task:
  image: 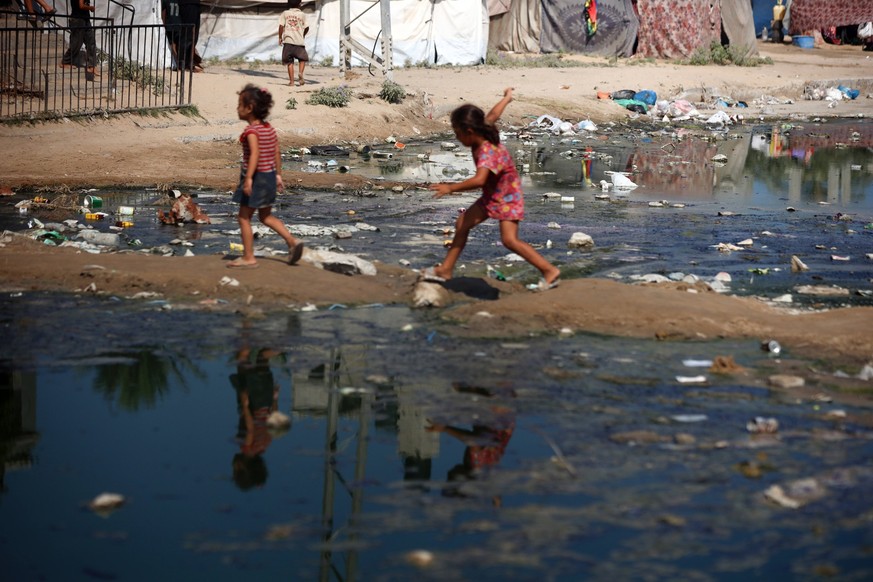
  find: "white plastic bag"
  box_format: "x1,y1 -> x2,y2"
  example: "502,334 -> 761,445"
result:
859,22 -> 873,39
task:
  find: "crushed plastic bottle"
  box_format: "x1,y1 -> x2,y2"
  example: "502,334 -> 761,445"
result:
486,265 -> 507,281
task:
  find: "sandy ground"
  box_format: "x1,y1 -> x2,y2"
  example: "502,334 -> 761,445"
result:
1,42 -> 872,367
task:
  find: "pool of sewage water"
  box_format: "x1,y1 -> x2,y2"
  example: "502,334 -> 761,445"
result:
2,122 -> 873,579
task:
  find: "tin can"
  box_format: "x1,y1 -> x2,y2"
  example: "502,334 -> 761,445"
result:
118,205 -> 134,216
84,195 -> 103,208
761,340 -> 781,355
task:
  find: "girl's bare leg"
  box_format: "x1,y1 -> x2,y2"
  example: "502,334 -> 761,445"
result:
431,203 -> 488,280
259,207 -> 299,249
287,63 -> 295,86
499,220 -> 560,284
298,61 -> 306,85
229,206 -> 258,266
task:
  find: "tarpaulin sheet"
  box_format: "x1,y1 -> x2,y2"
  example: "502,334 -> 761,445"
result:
787,0 -> 873,35
636,0 -> 721,59
489,0 -> 541,52
540,0 -> 639,56
720,0 -> 758,55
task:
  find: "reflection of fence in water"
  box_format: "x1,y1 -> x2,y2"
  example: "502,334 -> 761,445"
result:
0,11 -> 193,119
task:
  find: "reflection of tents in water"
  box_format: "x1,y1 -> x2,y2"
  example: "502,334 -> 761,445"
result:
626,135 -> 752,198
627,141 -> 719,197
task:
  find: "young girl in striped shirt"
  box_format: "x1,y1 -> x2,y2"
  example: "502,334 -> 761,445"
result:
228,84 -> 304,268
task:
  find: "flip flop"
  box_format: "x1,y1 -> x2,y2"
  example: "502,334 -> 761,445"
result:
226,260 -> 259,269
532,277 -> 560,292
288,242 -> 304,265
420,266 -> 447,283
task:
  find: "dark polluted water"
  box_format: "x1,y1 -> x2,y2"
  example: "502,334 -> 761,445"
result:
2,121 -> 873,580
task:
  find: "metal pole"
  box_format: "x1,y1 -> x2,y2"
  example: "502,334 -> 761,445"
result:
379,0 -> 392,80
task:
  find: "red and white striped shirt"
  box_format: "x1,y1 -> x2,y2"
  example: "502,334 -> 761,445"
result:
240,122 -> 278,173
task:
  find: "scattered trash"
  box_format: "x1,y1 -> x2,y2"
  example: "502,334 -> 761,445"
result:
790,255 -> 809,272
158,192 -> 210,225
747,416 -> 779,434
764,478 -> 826,509
83,195 -> 103,208
219,276 -> 240,287
266,410 -> 291,429
406,550 -> 435,568
89,492 -> 125,515
676,375 -> 707,384
768,374 -> 805,389
761,340 -> 781,354
606,171 -> 637,190
567,232 -> 594,248
671,414 -> 707,423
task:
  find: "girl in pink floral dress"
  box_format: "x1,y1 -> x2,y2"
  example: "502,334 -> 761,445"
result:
426,88 -> 560,290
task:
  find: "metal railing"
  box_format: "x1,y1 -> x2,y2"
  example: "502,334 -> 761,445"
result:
1,10 -> 194,120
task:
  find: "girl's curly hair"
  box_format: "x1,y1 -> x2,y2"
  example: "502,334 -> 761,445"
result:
238,84 -> 274,121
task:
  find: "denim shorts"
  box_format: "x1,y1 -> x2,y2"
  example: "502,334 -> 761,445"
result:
232,170 -> 277,209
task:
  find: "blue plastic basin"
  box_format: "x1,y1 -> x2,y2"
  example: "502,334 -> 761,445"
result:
793,35 -> 814,48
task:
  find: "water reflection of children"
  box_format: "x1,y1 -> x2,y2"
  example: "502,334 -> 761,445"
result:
427,384 -> 516,504
231,348 -> 281,491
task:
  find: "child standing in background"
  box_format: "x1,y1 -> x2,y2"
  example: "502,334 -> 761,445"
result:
279,0 -> 309,86
229,84 -> 304,269
426,88 -> 561,291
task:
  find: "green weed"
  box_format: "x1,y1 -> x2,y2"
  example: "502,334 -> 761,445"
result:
379,80 -> 405,104
305,86 -> 352,108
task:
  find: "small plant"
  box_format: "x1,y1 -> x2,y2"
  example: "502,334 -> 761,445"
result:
683,42 -> 772,67
319,56 -> 335,67
379,80 -> 405,104
306,86 -> 352,108
112,57 -> 166,95
285,97 -> 297,110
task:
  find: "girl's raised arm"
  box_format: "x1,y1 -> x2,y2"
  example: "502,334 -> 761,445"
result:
485,87 -> 514,125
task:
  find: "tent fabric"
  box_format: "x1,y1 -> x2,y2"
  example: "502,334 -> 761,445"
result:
540,0 -> 638,56
487,0 -> 512,17
199,0 -> 488,66
787,0 -> 873,35
720,0 -> 758,55
488,0 -> 541,52
636,0 -> 722,59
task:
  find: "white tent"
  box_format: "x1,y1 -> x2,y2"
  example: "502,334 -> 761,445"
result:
103,0 -> 490,67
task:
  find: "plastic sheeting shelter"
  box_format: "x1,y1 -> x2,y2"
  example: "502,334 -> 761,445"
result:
489,0 -> 757,58
198,0 -> 489,66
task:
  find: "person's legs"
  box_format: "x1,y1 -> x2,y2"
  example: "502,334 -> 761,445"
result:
62,18 -> 86,66
499,220 -> 560,284
287,61 -> 295,86
430,203 -> 488,280
298,59 -> 306,85
258,207 -> 298,248
229,206 -> 258,266
84,25 -> 98,76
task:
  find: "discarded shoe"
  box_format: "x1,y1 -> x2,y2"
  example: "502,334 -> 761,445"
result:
532,277 -> 560,292
420,266 -> 447,283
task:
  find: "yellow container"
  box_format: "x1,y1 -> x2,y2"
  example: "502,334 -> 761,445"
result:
85,212 -> 104,220
116,220 -> 134,228
229,242 -> 244,252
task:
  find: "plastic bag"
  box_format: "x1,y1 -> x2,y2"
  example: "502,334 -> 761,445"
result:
859,22 -> 873,39
633,90 -> 657,106
610,89 -> 637,101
